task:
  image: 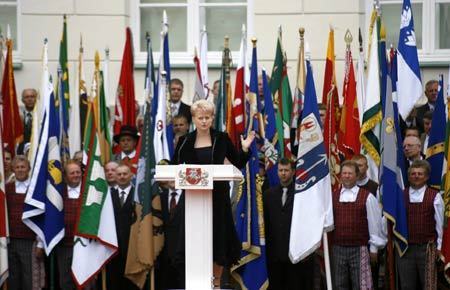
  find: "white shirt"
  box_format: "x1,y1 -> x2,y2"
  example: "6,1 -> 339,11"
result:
423,135 -> 429,154
117,184 -> 132,203
168,189 -> 182,206
408,186 -> 444,250
120,150 -> 136,160
67,184 -> 81,199
339,185 -> 387,253
15,179 -> 30,194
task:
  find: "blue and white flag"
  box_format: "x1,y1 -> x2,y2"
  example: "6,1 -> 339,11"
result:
381,62 -> 408,255
158,10 -> 174,158
426,75 -> 446,189
232,42 -> 269,290
290,60 -> 333,263
153,20 -> 171,163
22,40 -> 65,255
397,0 -> 422,119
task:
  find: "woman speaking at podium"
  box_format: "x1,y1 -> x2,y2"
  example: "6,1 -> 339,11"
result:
172,99 -> 255,286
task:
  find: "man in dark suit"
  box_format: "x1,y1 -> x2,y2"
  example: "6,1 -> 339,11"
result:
18,88 -> 37,154
415,79 -> 438,133
157,180 -> 185,290
169,78 -> 191,123
263,158 -> 315,289
107,164 -> 139,290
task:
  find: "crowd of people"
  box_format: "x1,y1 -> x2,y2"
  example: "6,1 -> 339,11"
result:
4,74 -> 447,290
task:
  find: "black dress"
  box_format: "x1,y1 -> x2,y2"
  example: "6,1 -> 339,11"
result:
172,129 -> 249,266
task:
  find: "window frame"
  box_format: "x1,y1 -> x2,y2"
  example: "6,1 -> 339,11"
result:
0,0 -> 21,64
379,0 -> 450,64
130,0 -> 253,67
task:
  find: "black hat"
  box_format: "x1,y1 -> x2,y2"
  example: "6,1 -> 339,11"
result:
113,125 -> 140,143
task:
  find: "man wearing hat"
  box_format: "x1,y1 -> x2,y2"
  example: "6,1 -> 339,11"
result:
114,125 -> 140,165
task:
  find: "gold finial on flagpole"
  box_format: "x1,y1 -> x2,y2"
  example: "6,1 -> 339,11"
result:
345,29 -> 353,49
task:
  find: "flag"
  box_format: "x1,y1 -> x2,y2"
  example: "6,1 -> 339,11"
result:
22,40 -> 64,255
68,36 -> 83,157
125,62 -> 164,286
215,39 -> 232,132
72,101 -> 118,287
322,28 -> 341,191
224,60 -> 236,147
232,25 -> 248,149
58,15 -> 71,164
290,59 -> 333,262
57,65 -> 71,166
113,28 -> 136,152
0,30 -> 6,118
154,44 -> 170,163
59,15 -> 70,108
338,31 -> 360,159
192,49 -> 206,103
1,38 -> 23,155
397,0 -> 422,119
91,52 -> 113,165
199,28 -> 209,98
381,59 -> 408,255
360,11 -> 382,180
291,29 -> 306,149
158,11 -> 174,158
441,75 -> 450,282
262,68 -> 280,187
356,29 -> 366,125
389,48 -> 409,195
270,26 -> 293,159
0,114 -> 8,286
231,40 -> 269,290
425,75 -> 446,189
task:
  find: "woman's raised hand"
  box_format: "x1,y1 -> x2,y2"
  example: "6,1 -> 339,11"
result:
241,131 -> 256,152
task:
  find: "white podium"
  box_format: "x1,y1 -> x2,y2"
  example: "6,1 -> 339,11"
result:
155,164 -> 243,290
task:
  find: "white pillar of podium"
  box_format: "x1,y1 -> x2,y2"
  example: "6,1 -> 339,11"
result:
155,164 -> 243,290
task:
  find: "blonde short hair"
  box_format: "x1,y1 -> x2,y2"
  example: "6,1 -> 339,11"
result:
191,99 -> 215,117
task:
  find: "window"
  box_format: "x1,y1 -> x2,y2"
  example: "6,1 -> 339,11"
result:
0,0 -> 19,51
379,0 -> 450,63
131,0 -> 251,66
435,2 -> 450,49
380,2 -> 423,49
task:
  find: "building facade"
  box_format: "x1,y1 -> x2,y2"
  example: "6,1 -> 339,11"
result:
1,0 -> 449,107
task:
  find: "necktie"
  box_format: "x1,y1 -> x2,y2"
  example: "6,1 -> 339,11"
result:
170,103 -> 177,117
120,191 -> 126,206
26,112 -> 32,126
170,191 -> 177,215
281,187 -> 288,206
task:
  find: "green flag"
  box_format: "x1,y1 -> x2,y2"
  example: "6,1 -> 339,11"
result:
72,101 -> 118,286
270,27 -> 292,159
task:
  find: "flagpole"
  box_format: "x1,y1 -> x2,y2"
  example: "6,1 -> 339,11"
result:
387,221 -> 395,290
322,232 -> 333,290
102,267 -> 106,290
150,268 -> 154,290
50,252 -> 55,290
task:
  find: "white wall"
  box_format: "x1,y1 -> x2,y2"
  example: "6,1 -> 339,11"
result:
13,0 -> 449,109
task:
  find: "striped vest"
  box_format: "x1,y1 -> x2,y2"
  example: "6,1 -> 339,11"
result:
6,183 -> 35,239
404,187 -> 438,244
332,187 -> 370,246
